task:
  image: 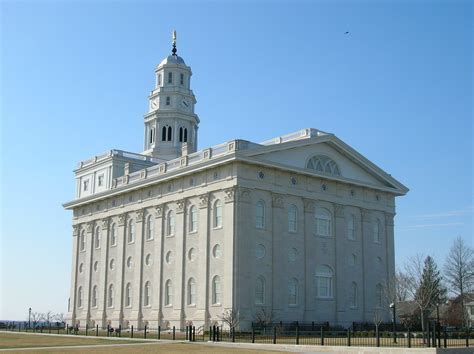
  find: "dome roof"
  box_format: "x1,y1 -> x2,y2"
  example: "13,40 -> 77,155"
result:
159,55 -> 186,66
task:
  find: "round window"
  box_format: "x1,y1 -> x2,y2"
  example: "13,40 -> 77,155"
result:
188,248 -> 196,262
213,244 -> 222,258
256,244 -> 266,259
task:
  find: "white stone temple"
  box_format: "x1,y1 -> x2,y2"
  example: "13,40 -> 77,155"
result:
64,32 -> 408,331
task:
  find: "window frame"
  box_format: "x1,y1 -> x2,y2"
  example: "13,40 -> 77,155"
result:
212,276 -> 221,305
288,278 -> 298,306
127,219 -> 135,243
315,208 -> 332,237
255,276 -> 265,305
255,200 -> 265,229
144,281 -> 151,307
165,280 -> 173,306
189,205 -> 198,233
315,265 -> 334,299
347,214 -> 356,240
166,210 -> 175,236
288,204 -> 298,233
213,200 -> 223,229
187,278 -> 196,306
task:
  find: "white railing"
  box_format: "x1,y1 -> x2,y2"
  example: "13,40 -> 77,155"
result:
260,128 -> 324,146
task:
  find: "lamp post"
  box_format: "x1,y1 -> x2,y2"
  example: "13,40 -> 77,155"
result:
390,302 -> 397,343
28,308 -> 31,328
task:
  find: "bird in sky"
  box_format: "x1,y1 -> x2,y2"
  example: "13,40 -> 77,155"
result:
344,31 -> 349,34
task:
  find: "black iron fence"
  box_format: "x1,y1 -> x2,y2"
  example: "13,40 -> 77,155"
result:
3,320 -> 473,348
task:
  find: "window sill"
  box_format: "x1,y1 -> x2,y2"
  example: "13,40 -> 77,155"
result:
211,303 -> 222,307
212,226 -> 223,231
187,304 -> 196,308
288,304 -> 298,307
164,305 -> 173,308
288,230 -> 298,234
145,238 -> 154,242
166,234 -> 175,238
128,241 -> 135,245
188,231 -> 198,235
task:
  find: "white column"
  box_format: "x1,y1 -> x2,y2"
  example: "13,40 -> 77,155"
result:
66,225 -> 80,326
361,208 -> 371,321
173,199 -> 186,329
303,199 -> 315,320
98,218 -> 110,327
131,209 -> 145,328
83,221 -> 95,326
152,205 -> 164,326
334,204 -> 345,325
271,193 -> 283,316
112,213 -> 127,326
195,193 -> 210,326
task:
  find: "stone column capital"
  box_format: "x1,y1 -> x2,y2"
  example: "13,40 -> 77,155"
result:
385,212 -> 395,226
198,193 -> 209,209
72,225 -> 80,237
334,204 -> 345,218
237,187 -> 251,203
176,199 -> 186,214
155,205 -> 164,218
361,208 -> 372,222
224,187 -> 236,203
118,213 -> 127,226
101,218 -> 109,230
271,193 -> 284,209
303,198 -> 315,213
86,221 -> 94,233
136,209 -> 145,223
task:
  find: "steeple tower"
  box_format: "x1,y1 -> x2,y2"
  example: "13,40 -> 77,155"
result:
143,31 -> 199,160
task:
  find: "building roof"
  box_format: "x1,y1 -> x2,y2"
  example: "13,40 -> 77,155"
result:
159,55 -> 186,66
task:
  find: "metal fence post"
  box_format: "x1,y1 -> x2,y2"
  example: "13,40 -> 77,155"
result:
144,325 -> 147,339
212,325 -> 216,342
86,324 -> 88,336
466,327 -> 469,347
437,322 -> 441,348
107,325 -> 110,337
131,325 -> 134,338
172,326 -> 175,340
432,322 -> 436,348
376,327 -> 380,347
185,326 -> 188,340
273,326 -> 276,344
252,326 -> 255,343
443,326 -> 447,348
96,324 -> 98,336
296,322 -> 299,345
192,326 -> 196,342
408,328 -> 411,348
347,328 -> 351,346
232,327 -> 235,342
158,325 -> 161,340
427,323 -> 431,347
119,324 -> 121,337
49,324 -> 51,334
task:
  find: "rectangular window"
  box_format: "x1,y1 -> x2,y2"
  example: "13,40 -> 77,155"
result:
180,73 -> 184,85
166,96 -> 170,105
98,175 -> 104,187
316,218 -> 330,236
158,74 -> 162,86
316,276 -> 332,298
83,180 -> 89,191
168,72 -> 173,84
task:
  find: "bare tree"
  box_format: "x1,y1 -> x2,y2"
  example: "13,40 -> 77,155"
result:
218,308 -> 240,330
444,236 -> 474,327
395,270 -> 410,302
54,313 -> 65,326
43,311 -> 54,326
373,308 -> 384,333
254,308 -> 275,329
30,312 -> 44,328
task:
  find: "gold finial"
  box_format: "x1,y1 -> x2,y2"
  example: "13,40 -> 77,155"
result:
172,30 -> 177,56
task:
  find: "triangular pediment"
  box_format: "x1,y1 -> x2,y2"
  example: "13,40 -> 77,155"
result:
241,135 -> 408,195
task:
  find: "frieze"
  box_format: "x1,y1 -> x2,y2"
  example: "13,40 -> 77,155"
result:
271,193 -> 284,208
136,209 -> 145,222
303,198 -> 315,213
385,212 -> 395,226
334,204 -> 345,218
155,205 -> 164,218
176,199 -> 186,213
224,187 -> 236,203
86,221 -> 94,233
118,213 -> 127,226
101,218 -> 109,230
361,208 -> 372,222
198,194 -> 209,209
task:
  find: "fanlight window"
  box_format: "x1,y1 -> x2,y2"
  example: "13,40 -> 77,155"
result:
306,155 -> 341,176
165,280 -> 173,306
212,276 -> 221,304
255,276 -> 265,305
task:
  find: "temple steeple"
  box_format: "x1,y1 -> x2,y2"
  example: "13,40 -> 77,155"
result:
142,32 -> 199,160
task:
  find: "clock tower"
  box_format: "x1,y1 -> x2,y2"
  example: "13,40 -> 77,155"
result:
142,31 -> 199,160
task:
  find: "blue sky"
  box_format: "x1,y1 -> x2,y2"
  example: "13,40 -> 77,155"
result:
1,0 -> 472,320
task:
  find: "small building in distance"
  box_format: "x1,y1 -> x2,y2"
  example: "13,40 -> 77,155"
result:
63,33 -> 408,330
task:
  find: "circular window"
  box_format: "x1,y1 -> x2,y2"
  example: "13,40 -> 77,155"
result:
256,244 -> 266,259
109,259 -> 115,270
93,261 -> 98,272
213,244 -> 222,258
145,254 -> 152,266
165,251 -> 173,264
288,248 -> 298,262
291,177 -> 297,185
258,171 -> 265,179
321,184 -> 327,191
188,248 -> 196,262
127,256 -> 132,268
79,263 -> 83,273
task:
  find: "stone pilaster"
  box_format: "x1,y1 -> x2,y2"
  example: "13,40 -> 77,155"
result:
98,218 -> 109,327
385,212 -> 396,290
174,199 -> 186,329
66,224 -> 80,326
195,194 -> 210,327
111,213 -> 126,326
153,205 -> 164,326
333,203 -> 345,323
360,208 -> 372,321
303,198 -> 315,320
130,209 -> 145,328
271,193 -> 284,317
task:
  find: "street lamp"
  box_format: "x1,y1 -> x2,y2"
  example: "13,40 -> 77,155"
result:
28,308 -> 31,328
389,302 -> 397,343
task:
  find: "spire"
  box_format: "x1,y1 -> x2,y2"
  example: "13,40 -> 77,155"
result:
172,30 -> 177,56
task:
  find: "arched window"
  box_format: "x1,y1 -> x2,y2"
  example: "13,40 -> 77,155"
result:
256,200 -> 265,229
149,128 -> 154,144
306,155 -> 341,176
373,218 -> 381,243
189,206 -> 197,232
108,284 -> 114,307
315,208 -> 331,237
213,200 -> 222,228
168,72 -> 173,84
94,226 -> 101,249
255,276 -> 265,305
77,287 -> 83,308
288,278 -> 298,305
347,214 -> 356,240
162,126 -> 167,141
212,276 -> 221,304
376,284 -> 383,307
110,223 -> 117,246
125,283 -> 132,307
128,219 -> 135,243
146,215 -> 154,240
183,128 -> 187,142
144,281 -> 151,307
92,285 -> 98,308
179,127 -> 183,142
288,205 -> 298,232
315,265 -> 333,298
187,278 -> 196,305
350,282 -> 358,308
167,126 -> 172,141
166,211 -> 175,236
165,280 -> 173,306
79,230 -> 85,251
